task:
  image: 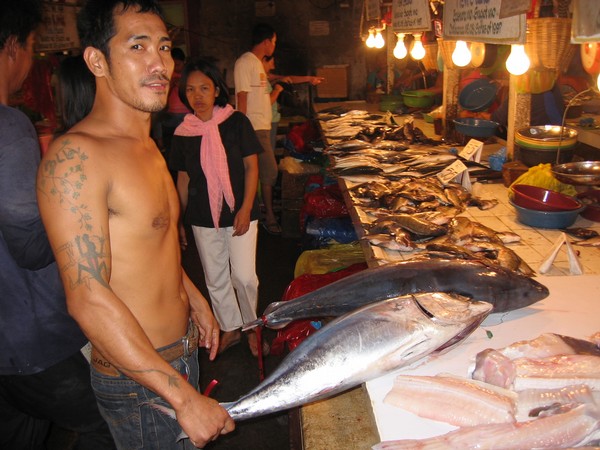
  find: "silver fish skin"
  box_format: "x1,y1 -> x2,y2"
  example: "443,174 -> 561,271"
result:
223,293 -> 492,421
243,258 -> 549,330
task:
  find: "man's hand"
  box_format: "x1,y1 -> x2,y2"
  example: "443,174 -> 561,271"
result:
177,390 -> 235,447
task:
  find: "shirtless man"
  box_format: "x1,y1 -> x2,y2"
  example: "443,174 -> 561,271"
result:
36,0 -> 234,448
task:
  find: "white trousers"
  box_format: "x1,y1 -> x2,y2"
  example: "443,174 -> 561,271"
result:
191,221 -> 259,332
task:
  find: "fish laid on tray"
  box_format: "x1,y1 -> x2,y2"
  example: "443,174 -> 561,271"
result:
224,292 -> 491,421
242,258 -> 549,331
377,332 -> 600,449
473,333 -> 600,391
374,403 -> 600,450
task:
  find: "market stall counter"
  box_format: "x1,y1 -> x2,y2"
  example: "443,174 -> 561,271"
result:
294,101 -> 600,449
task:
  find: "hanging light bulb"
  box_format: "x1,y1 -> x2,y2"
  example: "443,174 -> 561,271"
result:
393,33 -> 407,59
410,33 -> 426,60
505,44 -> 530,76
597,73 -> 600,91
374,29 -> 385,49
366,29 -> 376,48
452,40 -> 471,67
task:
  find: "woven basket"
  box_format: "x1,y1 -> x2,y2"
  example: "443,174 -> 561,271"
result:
422,43 -> 439,71
525,18 -> 574,71
438,38 -> 456,70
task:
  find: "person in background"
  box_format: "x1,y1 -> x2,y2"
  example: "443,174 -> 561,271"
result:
36,0 -> 234,448
0,1 -> 115,448
55,54 -> 95,134
262,54 -> 324,155
234,23 -> 281,235
491,82 -> 565,139
170,59 -> 267,357
161,48 -> 191,152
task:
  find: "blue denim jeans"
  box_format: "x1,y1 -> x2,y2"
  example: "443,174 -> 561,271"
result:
91,344 -> 199,450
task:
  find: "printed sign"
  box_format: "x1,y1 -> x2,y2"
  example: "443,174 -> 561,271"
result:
437,159 -> 468,185
391,0 -> 432,32
459,139 -> 483,162
366,0 -> 381,22
36,3 -> 80,53
442,0 -> 526,44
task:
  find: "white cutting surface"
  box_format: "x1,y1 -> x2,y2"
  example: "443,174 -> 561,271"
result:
365,274 -> 600,442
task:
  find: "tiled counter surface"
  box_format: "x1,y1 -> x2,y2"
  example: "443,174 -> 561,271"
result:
351,181 -> 600,276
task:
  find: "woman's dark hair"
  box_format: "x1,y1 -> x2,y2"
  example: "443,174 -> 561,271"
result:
178,59 -> 230,109
77,0 -> 164,61
56,55 -> 95,134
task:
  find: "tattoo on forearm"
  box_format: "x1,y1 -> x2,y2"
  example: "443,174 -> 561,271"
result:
93,356 -> 181,388
39,140 -> 110,290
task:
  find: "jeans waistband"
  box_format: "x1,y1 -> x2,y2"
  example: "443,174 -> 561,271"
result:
91,322 -> 199,377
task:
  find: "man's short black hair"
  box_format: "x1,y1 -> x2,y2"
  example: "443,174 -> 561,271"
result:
172,47 -> 186,62
251,23 -> 275,47
0,0 -> 43,50
77,0 -> 165,60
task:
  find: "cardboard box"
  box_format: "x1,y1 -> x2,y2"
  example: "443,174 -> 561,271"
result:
316,65 -> 349,99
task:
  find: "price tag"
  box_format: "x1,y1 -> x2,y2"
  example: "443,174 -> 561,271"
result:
459,139 -> 483,162
437,159 -> 468,185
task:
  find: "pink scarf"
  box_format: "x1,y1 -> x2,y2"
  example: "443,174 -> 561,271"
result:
175,105 -> 235,229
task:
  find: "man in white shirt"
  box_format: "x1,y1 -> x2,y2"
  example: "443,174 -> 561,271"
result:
234,23 -> 280,234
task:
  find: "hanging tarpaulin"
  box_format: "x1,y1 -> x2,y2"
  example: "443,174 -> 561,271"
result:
391,0 -> 432,32
36,2 -> 80,53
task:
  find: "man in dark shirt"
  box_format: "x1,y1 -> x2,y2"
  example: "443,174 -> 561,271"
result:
0,1 -> 115,448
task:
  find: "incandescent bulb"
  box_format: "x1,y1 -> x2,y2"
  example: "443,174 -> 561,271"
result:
394,34 -> 407,59
506,44 -> 530,76
452,40 -> 471,67
366,29 -> 376,48
410,34 -> 426,60
597,73 -> 600,91
374,30 -> 385,49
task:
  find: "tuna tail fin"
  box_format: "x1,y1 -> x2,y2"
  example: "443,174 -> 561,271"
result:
241,317 -> 263,331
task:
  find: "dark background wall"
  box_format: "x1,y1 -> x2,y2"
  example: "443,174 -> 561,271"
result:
170,0 -> 370,101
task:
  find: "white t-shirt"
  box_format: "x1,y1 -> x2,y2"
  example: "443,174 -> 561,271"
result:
234,52 -> 272,131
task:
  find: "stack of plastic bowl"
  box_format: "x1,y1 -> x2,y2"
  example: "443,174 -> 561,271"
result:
509,184 -> 584,228
515,125 -> 578,167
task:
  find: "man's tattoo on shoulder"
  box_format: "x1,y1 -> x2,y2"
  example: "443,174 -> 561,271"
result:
40,140 -> 110,290
38,140 -> 92,231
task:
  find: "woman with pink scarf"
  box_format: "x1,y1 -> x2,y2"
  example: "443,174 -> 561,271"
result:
170,59 -> 267,357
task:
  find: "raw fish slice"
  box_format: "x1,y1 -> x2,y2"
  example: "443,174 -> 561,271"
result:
373,403 -> 600,450
384,374 -> 517,427
512,354 -> 600,391
517,384 -> 600,421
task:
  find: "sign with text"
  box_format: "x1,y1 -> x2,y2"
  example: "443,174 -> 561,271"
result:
572,0 -> 600,43
442,0 -> 526,44
366,0 -> 381,22
437,159 -> 468,185
36,3 -> 80,53
391,0 -> 432,32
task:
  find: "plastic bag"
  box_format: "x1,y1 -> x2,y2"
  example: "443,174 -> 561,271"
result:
270,262 -> 368,355
293,242 -> 366,278
300,184 -> 349,230
305,217 -> 358,244
509,163 -> 577,197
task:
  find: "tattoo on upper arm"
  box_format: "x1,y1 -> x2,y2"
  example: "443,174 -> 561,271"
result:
39,140 -> 110,290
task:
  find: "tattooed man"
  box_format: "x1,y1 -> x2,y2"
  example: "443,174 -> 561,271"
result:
36,1 -> 234,448
0,0 -> 115,448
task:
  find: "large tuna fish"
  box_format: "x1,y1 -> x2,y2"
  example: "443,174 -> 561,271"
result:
224,292 -> 492,421
243,258 -> 548,331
